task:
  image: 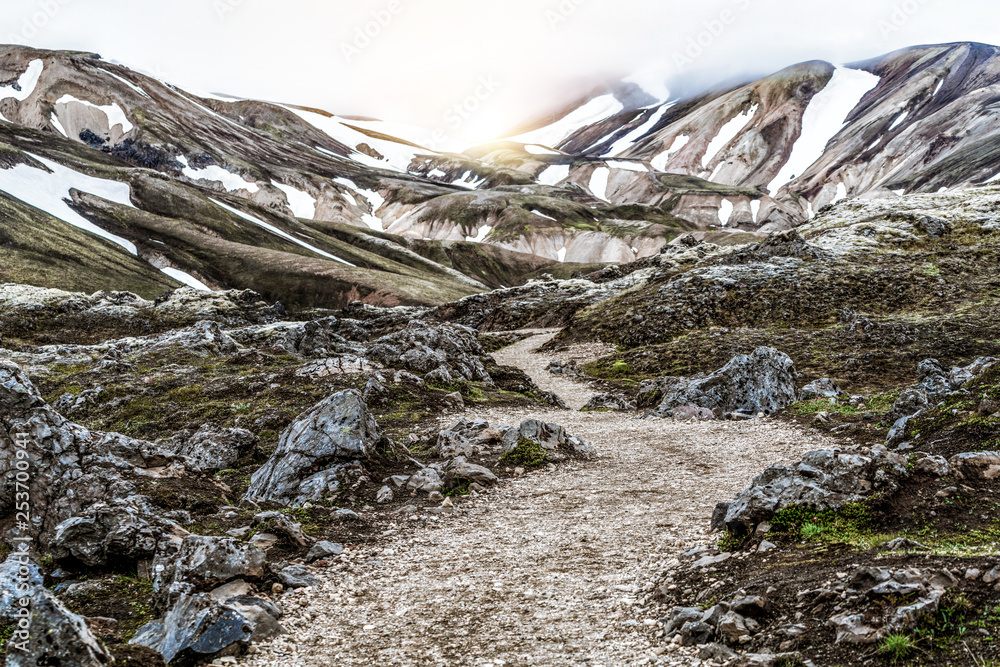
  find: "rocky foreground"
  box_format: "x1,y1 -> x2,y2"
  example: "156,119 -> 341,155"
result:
0,186 -> 998,666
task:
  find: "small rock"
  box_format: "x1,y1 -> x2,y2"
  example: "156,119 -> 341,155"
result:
376,486 -> 393,504
306,541 -> 345,562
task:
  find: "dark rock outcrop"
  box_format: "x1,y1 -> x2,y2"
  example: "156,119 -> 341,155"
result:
244,390 -> 381,506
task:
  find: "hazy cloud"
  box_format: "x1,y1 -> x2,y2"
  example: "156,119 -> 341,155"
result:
2,0 -> 998,141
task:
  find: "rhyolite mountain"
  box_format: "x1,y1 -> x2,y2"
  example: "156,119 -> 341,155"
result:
2,41 -> 1000,308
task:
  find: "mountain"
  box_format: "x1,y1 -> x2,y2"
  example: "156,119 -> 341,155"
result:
3,42 -> 1000,308
502,41 -> 1000,232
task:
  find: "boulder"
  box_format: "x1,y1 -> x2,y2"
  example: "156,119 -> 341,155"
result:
887,387 -> 928,423
915,215 -> 951,237
581,394 -> 636,412
443,458 -> 498,489
917,359 -> 952,402
640,347 -> 798,417
663,606 -> 703,634
670,405 -> 716,421
50,504 -> 168,568
717,610 -> 750,643
245,390 -> 381,505
153,536 -> 265,608
406,467 -> 444,494
0,361 -> 160,547
436,418 -> 492,458
251,512 -> 311,547
6,589 -> 112,667
913,455 -> 949,477
500,419 -> 596,459
131,593 -> 254,664
366,321 -> 493,384
307,541 -> 344,562
950,357 -> 998,389
949,452 -> 1000,480
152,425 -> 259,472
276,564 -> 321,589
801,378 -> 843,400
723,447 -> 908,534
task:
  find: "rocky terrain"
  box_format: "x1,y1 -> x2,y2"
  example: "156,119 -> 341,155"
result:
2,35 -> 1000,667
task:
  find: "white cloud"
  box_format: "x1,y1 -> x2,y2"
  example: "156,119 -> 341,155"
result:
1,0 -> 997,141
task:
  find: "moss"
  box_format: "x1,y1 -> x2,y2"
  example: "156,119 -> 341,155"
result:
499,438 -> 549,467
64,575 -> 155,642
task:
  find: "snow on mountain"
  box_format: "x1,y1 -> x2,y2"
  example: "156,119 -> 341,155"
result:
0,59 -> 43,103
510,94 -> 625,148
702,103 -> 759,169
179,155 -> 259,193
209,197 -> 354,265
0,153 -> 138,253
766,66 -> 880,194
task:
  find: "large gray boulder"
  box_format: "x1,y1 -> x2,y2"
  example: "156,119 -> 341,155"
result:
436,418 -> 492,458
638,347 -> 798,417
245,390 -> 380,506
132,593 -> 255,664
152,536 -> 266,610
151,424 -> 259,472
0,361 -> 159,547
6,588 -> 111,667
49,504 -> 168,568
366,320 -> 493,384
500,419 -> 596,460
723,446 -> 908,534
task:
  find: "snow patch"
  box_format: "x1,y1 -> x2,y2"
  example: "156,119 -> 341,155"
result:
932,79 -> 944,97
161,267 -> 211,291
604,104 -> 672,157
288,106 -> 432,172
99,68 -> 150,98
0,60 -> 44,102
209,197 -> 353,265
177,156 -> 259,194
888,110 -> 909,131
557,247 -> 567,263
50,113 -> 67,137
750,199 -> 761,223
537,165 -> 570,186
718,199 -> 734,226
428,168 -> 448,178
511,94 -> 624,148
767,66 -> 880,193
55,94 -> 134,133
531,209 -> 557,221
272,182 -> 316,219
0,153 -> 137,253
833,182 -> 848,203
465,225 -> 493,243
589,167 -> 610,202
334,177 -> 385,231
702,104 -> 758,169
452,172 -> 486,189
651,134 -> 689,171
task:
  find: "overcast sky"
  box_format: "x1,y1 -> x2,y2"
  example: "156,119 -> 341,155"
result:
3,0 -> 999,141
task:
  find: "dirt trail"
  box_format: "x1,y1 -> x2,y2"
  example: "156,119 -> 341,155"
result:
245,331 -> 835,667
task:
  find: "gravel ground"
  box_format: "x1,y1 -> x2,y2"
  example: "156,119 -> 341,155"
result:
242,331 -> 836,667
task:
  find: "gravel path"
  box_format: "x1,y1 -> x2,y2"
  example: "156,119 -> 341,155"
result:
244,331 -> 836,666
